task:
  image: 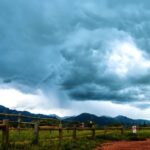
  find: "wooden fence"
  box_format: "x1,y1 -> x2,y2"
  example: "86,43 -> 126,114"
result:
0,113 -> 149,150
0,120 -> 97,149
0,113 -> 59,149
0,113 -> 98,149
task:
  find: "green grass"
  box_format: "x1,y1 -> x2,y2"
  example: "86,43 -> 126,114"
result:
4,138 -> 99,150
0,129 -> 150,149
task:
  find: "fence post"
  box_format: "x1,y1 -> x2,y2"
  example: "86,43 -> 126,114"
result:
121,127 -> 124,135
73,125 -> 76,140
17,113 -> 21,133
104,127 -> 107,135
59,123 -> 62,144
2,119 -> 9,150
92,125 -> 95,139
33,121 -> 39,144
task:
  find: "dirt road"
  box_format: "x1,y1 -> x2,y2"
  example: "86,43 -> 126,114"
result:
95,139 -> 150,150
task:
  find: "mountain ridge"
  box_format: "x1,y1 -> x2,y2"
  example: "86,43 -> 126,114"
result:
0,105 -> 150,126
63,113 -> 150,126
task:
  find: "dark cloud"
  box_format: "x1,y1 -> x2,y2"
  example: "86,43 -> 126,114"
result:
1,0 -> 150,107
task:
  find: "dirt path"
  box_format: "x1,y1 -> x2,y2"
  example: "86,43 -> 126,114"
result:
95,139 -> 150,150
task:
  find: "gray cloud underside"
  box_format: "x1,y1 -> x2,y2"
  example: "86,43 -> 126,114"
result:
1,0 -> 150,105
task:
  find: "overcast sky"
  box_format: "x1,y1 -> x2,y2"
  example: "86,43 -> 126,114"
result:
1,0 -> 150,119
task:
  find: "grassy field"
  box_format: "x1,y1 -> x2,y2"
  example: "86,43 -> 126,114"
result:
0,129 -> 150,149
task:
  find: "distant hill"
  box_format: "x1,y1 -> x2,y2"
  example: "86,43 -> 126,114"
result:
63,113 -> 150,126
0,105 -> 58,121
0,105 -> 150,126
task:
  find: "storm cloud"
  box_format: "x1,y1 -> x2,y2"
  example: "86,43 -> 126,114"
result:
1,0 -> 150,110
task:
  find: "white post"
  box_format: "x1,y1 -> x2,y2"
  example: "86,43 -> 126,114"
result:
132,126 -> 137,134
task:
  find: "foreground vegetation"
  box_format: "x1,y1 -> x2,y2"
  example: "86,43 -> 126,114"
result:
0,129 -> 150,149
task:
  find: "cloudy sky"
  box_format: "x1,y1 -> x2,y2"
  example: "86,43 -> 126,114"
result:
1,0 -> 150,119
